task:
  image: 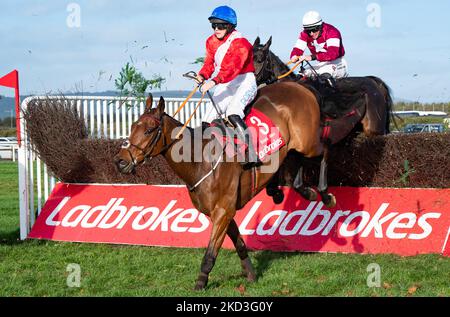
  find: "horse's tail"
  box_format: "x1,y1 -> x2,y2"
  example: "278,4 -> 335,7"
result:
367,76 -> 395,134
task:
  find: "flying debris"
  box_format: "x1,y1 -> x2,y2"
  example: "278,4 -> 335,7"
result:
163,31 -> 175,43
160,57 -> 172,64
97,70 -> 106,81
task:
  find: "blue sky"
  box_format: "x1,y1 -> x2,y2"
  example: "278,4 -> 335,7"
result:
1,0 -> 450,102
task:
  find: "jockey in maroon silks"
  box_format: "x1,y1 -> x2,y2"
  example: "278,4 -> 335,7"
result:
290,11 -> 348,79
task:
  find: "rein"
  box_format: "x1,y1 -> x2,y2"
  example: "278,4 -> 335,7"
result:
174,91 -> 207,139
256,48 -> 302,85
277,61 -> 303,79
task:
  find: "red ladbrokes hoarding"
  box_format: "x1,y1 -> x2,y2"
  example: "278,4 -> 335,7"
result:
28,184 -> 450,256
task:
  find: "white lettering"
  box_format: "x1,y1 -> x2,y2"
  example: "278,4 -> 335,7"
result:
116,205 -> 143,229
189,213 -> 210,233
366,263 -> 381,287
171,209 -> 197,232
386,213 -> 417,239
322,209 -> 351,235
340,211 -> 371,237
40,194 -> 442,243
408,213 -> 441,239
66,3 -> 81,28
299,202 -> 331,236
132,207 -> 160,230
45,196 -> 71,226
361,203 -> 398,238
279,202 -> 316,236
80,199 -> 116,228
239,201 -> 263,235
61,205 -> 91,227
366,3 -> 381,29
256,210 -> 287,235
98,199 -> 136,229
149,200 -> 182,231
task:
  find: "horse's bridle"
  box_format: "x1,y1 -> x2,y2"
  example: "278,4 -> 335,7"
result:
122,114 -> 171,166
255,47 -> 277,86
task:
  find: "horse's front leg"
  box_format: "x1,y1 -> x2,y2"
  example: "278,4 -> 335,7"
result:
226,219 -> 256,282
317,146 -> 336,208
195,207 -> 234,290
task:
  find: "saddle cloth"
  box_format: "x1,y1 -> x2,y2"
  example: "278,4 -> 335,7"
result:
210,108 -> 285,162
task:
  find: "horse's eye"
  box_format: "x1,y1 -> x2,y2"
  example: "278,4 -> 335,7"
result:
121,140 -> 130,149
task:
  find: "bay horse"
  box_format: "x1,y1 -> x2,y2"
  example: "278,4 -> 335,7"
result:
114,83 -> 333,290
253,37 -> 394,202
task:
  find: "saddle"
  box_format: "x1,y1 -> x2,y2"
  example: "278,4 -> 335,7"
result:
300,75 -> 368,145
204,108 -> 286,163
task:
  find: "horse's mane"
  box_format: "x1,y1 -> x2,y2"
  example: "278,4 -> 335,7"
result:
268,50 -> 291,76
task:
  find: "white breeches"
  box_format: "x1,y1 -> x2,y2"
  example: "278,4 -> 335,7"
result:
203,72 -> 257,123
304,57 -> 348,79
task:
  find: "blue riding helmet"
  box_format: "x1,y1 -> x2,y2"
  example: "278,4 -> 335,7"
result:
208,6 -> 237,26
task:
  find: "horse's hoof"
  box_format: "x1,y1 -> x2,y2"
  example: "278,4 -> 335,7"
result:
241,270 -> 256,282
272,190 -> 284,204
247,273 -> 257,283
241,258 -> 257,282
324,194 -> 336,208
194,282 -> 206,291
296,187 -> 317,201
307,189 -> 318,201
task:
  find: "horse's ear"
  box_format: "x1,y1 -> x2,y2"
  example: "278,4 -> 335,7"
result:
263,36 -> 272,51
253,36 -> 261,47
155,96 -> 165,116
145,93 -> 153,111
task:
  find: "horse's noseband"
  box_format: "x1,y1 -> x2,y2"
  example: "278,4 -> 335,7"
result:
126,114 -> 164,166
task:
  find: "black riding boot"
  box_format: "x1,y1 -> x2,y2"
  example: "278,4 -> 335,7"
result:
319,73 -> 337,90
228,115 -> 262,168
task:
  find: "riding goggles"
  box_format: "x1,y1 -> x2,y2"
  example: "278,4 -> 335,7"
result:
304,26 -> 321,34
211,23 -> 229,30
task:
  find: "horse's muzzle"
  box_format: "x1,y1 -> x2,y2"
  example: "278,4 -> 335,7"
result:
114,155 -> 134,174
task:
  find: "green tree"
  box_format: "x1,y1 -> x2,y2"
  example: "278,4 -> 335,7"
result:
191,57 -> 205,65
115,62 -> 165,107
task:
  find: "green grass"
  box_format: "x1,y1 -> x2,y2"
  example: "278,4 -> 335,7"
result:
0,161 -> 449,297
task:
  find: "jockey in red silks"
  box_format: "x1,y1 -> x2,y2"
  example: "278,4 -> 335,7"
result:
196,5 -> 260,166
290,11 -> 348,79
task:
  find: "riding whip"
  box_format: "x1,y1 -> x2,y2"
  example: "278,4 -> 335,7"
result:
182,71 -> 226,124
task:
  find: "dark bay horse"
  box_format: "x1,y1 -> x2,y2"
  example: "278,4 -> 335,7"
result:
114,83 -> 333,290
253,36 -> 394,137
253,37 -> 394,203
